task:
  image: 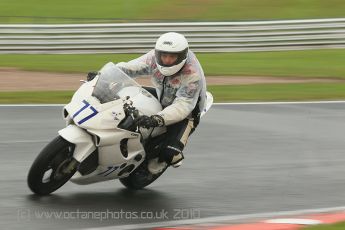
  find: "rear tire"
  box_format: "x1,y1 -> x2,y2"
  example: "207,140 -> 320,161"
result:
119,161 -> 167,190
27,136 -> 78,195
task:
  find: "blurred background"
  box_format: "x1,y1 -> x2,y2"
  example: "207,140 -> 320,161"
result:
0,0 -> 345,103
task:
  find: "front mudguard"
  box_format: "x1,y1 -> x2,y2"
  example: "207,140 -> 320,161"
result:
58,125 -> 96,163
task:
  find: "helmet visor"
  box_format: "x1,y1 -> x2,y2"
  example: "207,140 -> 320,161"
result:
155,48 -> 188,67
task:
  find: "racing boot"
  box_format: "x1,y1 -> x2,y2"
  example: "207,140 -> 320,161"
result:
171,152 -> 184,168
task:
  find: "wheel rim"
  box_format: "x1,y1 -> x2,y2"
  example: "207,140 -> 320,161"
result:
133,163 -> 166,186
42,168 -> 53,183
39,145 -> 74,185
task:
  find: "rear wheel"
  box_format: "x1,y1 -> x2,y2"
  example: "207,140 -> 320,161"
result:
27,136 -> 78,195
119,161 -> 167,190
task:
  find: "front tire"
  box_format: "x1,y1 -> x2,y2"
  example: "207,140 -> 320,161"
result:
27,136 -> 78,195
119,161 -> 167,190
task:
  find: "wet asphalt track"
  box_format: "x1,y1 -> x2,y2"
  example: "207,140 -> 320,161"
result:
1,103 -> 345,229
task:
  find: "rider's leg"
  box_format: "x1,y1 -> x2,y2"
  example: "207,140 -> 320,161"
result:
159,117 -> 196,166
148,118 -> 195,174
159,102 -> 201,166
148,104 -> 201,174
147,117 -> 196,174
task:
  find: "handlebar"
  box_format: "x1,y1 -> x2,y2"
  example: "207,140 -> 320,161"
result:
123,96 -> 139,120
120,97 -> 155,144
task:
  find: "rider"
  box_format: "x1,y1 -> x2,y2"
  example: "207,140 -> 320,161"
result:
115,32 -> 207,174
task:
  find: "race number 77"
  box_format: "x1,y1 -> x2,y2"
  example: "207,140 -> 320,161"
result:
72,100 -> 98,125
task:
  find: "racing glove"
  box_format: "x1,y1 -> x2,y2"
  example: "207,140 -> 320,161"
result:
87,71 -> 98,81
137,115 -> 165,129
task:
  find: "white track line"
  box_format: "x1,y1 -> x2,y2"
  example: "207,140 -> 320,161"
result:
83,206 -> 345,230
1,101 -> 345,107
215,100 -> 345,105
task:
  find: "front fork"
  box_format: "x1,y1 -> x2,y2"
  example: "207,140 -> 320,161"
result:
62,159 -> 80,174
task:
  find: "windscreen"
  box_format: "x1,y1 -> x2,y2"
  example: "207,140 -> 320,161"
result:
92,62 -> 141,104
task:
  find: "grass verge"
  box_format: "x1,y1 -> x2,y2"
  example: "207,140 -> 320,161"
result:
304,222 -> 345,230
0,0 -> 344,23
2,83 -> 345,104
208,83 -> 345,102
1,49 -> 345,78
0,91 -> 73,104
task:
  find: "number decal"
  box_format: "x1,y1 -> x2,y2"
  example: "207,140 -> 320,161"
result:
73,100 -> 98,125
72,100 -> 89,119
97,166 -> 119,177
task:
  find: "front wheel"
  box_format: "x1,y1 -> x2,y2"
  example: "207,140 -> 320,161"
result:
27,136 -> 78,195
119,161 -> 167,190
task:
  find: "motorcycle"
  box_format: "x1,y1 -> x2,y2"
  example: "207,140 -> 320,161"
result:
27,62 -> 213,195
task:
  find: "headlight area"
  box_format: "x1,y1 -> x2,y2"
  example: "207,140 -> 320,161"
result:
93,135 -> 101,147
63,107 -> 74,125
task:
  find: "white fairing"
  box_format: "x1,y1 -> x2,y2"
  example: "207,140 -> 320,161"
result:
58,125 -> 96,163
60,62 -> 165,185
59,62 -> 213,185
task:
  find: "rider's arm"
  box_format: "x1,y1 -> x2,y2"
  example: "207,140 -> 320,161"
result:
157,74 -> 202,126
116,50 -> 155,78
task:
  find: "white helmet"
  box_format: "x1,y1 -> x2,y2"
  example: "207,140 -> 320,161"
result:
155,32 -> 189,76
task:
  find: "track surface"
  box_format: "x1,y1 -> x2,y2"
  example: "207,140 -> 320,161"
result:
1,103 -> 345,229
